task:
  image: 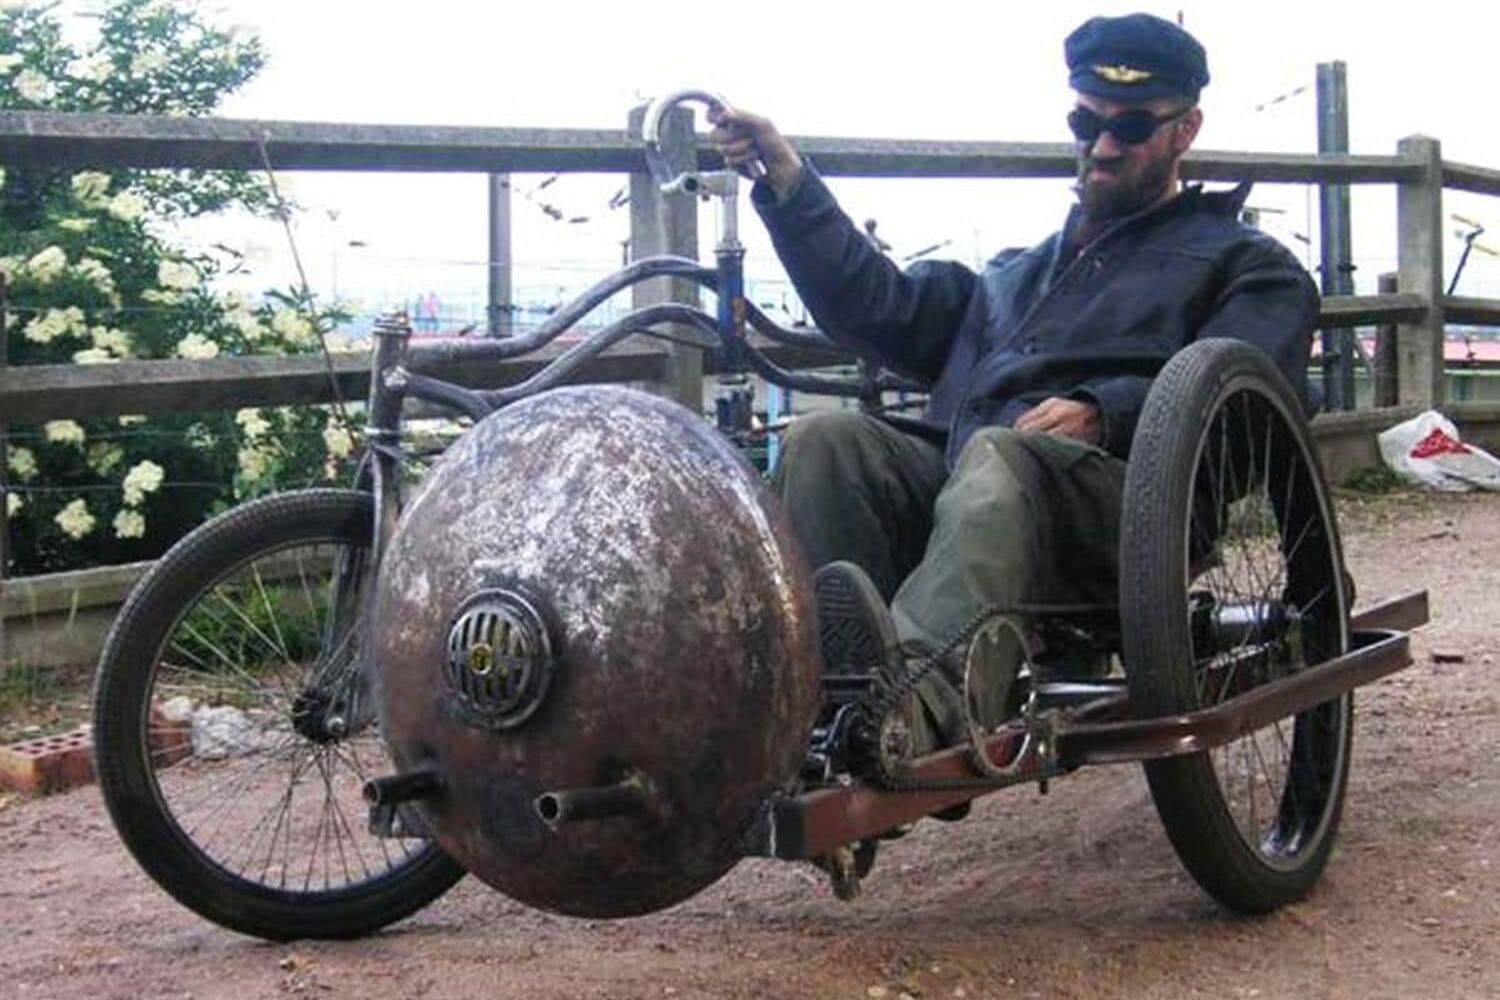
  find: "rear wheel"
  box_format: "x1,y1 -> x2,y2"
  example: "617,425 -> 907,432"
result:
93,489 -> 464,940
1120,339 -> 1352,913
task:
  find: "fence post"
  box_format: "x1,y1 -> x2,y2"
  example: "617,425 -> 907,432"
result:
1396,135 -> 1445,409
1374,272 -> 1400,407
487,173 -> 513,336
626,104 -> 702,411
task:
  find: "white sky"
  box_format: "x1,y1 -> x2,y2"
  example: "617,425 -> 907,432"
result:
153,0 -> 1500,318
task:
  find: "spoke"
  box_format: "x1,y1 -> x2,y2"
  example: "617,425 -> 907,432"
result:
250,563 -> 295,668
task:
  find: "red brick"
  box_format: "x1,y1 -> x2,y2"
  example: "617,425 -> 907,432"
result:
0,726 -> 95,794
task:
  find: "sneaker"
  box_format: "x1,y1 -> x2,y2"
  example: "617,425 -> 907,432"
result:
813,561 -> 901,678
813,561 -> 969,822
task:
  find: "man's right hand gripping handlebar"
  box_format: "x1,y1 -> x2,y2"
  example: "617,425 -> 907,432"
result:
708,105 -> 805,204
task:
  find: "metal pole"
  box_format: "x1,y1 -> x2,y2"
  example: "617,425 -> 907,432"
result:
487,173 -> 512,336
1316,61 -> 1356,411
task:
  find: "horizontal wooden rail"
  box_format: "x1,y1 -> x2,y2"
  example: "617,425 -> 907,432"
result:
1443,160 -> 1500,197
0,111 -> 1425,184
1317,293 -> 1428,326
1,289 -> 1496,423
1443,296 -> 1500,326
0,337 -> 847,422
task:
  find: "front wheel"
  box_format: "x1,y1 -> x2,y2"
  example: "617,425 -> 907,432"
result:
1120,339 -> 1352,913
92,489 -> 465,940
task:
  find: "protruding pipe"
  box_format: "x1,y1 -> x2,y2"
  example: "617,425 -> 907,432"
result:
363,769 -> 443,806
535,772 -> 652,827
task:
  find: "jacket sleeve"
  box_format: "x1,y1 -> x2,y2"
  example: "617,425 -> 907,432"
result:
752,166 -> 976,385
1073,236 -> 1320,459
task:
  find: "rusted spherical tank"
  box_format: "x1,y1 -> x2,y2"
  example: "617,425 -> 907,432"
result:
373,385 -> 820,917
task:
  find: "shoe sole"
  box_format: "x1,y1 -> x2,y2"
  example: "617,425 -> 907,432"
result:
813,561 -> 899,676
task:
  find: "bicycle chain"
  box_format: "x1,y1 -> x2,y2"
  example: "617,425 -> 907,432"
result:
860,605 -> 1053,793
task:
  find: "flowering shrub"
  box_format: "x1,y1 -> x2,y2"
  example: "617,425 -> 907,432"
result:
1,1 -> 359,574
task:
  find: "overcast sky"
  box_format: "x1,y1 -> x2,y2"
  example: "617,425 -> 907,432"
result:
161,0 -> 1500,317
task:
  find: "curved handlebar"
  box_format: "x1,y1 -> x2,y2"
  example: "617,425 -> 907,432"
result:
642,88 -> 765,190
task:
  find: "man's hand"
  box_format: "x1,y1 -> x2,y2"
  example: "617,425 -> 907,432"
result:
1014,397 -> 1103,445
708,105 -> 804,202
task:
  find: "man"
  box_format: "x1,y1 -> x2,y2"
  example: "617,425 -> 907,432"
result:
711,13 -> 1319,758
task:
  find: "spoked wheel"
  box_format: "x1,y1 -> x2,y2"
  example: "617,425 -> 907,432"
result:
1120,339 -> 1352,913
93,490 -> 464,940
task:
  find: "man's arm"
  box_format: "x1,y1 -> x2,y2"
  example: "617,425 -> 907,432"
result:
712,107 -> 977,384
1070,238 -> 1320,458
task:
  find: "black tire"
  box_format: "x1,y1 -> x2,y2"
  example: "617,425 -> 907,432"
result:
93,489 -> 464,940
1120,339 -> 1352,914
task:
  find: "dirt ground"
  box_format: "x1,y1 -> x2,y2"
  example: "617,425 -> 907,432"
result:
0,488 -> 1495,1000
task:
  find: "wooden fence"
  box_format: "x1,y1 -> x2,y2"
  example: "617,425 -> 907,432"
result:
1,108 -> 1499,668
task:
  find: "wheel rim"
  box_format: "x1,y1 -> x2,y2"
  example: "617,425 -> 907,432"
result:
1184,378 -> 1349,872
140,533 -> 433,897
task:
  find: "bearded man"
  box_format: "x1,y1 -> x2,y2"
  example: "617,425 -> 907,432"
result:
711,13 -> 1319,763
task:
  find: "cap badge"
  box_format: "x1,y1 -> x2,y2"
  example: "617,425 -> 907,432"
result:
1093,64 -> 1154,84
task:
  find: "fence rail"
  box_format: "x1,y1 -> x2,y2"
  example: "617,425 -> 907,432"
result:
0,110 -> 1432,183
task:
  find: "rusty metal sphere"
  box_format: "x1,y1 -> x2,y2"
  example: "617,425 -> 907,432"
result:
373,385 -> 819,917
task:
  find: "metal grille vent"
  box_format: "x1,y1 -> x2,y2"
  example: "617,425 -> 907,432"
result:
443,589 -> 554,730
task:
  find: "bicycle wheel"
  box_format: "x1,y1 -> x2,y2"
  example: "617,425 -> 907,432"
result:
93,489 -> 464,940
1120,339 -> 1352,913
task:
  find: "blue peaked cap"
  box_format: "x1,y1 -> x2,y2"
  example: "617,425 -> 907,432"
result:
1065,13 -> 1209,103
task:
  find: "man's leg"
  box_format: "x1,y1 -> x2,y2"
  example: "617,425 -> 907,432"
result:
772,410 -> 947,599
891,428 -> 1126,746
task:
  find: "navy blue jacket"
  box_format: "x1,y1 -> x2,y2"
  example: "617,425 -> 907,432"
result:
753,168 -> 1319,465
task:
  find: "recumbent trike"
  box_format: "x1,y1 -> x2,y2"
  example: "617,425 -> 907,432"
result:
91,91 -> 1429,940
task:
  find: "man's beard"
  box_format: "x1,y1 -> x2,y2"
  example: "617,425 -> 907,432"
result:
1074,150 -> 1176,222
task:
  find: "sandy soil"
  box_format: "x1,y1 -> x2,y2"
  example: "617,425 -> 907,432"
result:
0,489 -> 1495,1000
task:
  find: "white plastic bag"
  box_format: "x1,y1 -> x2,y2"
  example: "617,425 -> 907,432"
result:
1376,410 -> 1500,492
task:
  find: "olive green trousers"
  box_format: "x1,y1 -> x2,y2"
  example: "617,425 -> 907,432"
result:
773,411 -> 1126,746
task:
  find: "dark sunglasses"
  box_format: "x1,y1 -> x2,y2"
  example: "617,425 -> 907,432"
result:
1067,106 -> 1190,146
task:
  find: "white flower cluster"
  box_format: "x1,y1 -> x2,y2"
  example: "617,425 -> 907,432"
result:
23,306 -> 87,344
74,257 -> 117,299
323,419 -> 354,460
237,444 -> 276,482
24,245 -> 68,285
235,407 -> 271,439
45,419 -> 86,446
0,54 -> 23,75
107,191 -> 146,222
68,54 -> 112,85
122,460 -> 165,506
226,306 -> 264,342
14,68 -> 55,103
174,333 -> 220,360
87,442 -> 124,475
157,259 -> 199,291
71,171 -> 112,208
54,499 -> 95,540
113,509 -> 146,539
6,491 -> 21,518
8,447 -> 37,480
89,325 -> 132,358
269,308 -> 316,347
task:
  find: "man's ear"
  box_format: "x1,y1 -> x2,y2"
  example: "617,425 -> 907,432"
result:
1172,106 -> 1203,154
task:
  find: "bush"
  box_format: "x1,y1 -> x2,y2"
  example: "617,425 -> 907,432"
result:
1,1 -> 358,575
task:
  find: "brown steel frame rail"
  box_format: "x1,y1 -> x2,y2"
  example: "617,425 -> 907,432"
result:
751,590 -> 1429,862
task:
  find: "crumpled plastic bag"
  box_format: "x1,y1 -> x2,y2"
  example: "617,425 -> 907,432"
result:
1376,410 -> 1500,492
